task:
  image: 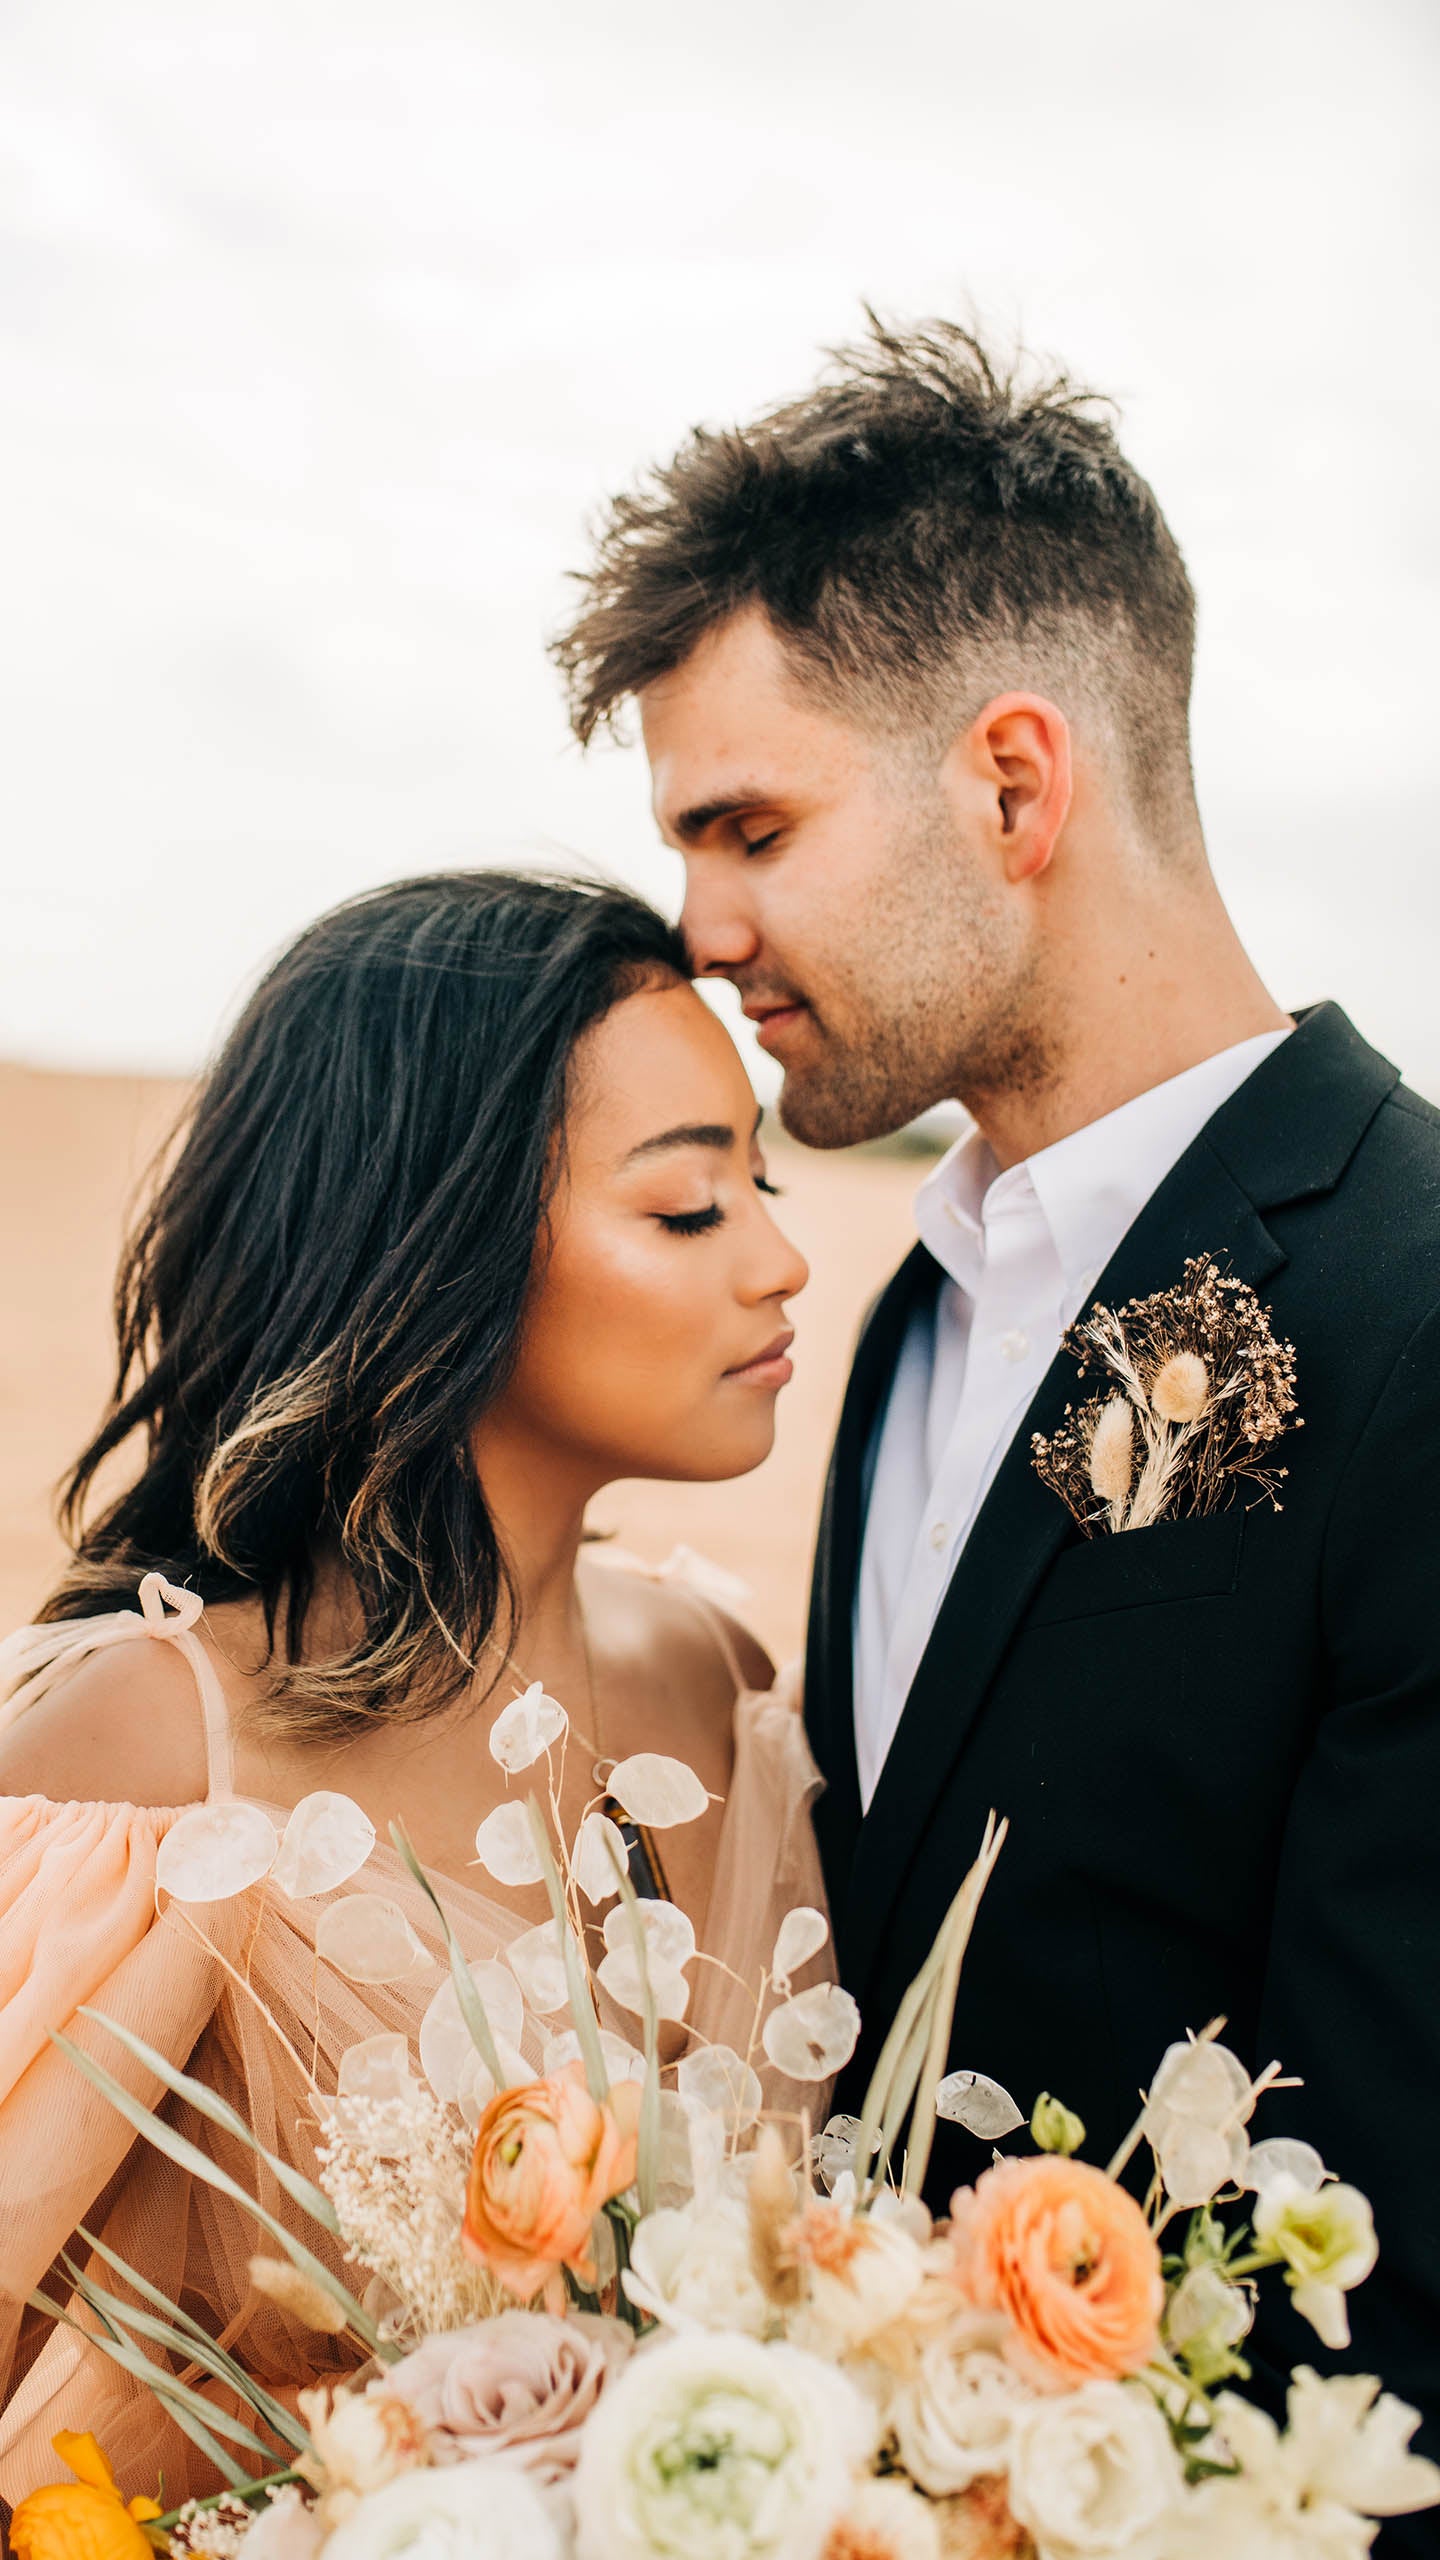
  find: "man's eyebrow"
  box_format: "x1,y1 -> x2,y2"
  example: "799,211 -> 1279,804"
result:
622,1107 -> 763,1166
670,790 -> 771,845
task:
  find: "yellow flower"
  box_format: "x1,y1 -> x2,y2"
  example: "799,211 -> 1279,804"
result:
10,2432 -> 166,2560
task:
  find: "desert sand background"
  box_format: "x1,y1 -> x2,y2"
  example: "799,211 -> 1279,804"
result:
0,1062 -> 927,1660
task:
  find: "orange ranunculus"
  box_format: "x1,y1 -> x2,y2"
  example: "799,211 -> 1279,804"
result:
950,2155 -> 1163,2389
10,2432 -> 166,2560
462,2065 -> 642,2300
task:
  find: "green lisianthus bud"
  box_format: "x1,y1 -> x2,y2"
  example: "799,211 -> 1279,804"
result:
1031,2092 -> 1087,2156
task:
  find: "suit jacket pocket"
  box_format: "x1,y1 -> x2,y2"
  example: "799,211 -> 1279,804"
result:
1027,1508 -> 1246,1627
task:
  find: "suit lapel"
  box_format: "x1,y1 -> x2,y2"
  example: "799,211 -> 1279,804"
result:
818,1000 -> 1400,2006
840,1135 -> 1286,2005
805,1242 -> 938,1893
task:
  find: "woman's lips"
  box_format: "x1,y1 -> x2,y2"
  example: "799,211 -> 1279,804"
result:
724,1329 -> 796,1389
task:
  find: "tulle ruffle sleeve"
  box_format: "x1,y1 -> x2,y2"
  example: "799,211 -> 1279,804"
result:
0,1793 -> 224,2415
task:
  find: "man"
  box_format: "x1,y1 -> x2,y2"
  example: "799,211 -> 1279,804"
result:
554,319 -> 1440,2491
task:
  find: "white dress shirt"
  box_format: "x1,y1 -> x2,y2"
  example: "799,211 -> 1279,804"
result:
852,1029 -> 1292,1808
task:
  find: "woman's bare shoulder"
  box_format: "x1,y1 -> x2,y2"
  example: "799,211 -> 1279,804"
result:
581,1558 -> 775,1698
0,1634 -> 209,1808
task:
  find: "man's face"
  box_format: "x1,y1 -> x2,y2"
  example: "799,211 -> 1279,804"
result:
641,606 -> 1036,1147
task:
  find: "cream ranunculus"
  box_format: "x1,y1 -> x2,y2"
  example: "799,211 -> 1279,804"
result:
890,2334 -> 1034,2496
1250,2177 -> 1378,2351
571,2331 -> 877,2560
1006,2379 -> 1183,2557
622,2196 -> 772,2336
320,2460 -> 562,2560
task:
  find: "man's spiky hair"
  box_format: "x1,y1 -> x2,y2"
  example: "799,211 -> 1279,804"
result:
552,314 -> 1199,836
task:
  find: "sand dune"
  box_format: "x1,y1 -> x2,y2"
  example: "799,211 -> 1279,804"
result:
0,1063 -> 925,1660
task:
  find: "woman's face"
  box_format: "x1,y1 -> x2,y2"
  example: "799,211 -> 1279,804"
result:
489,978 -> 809,1487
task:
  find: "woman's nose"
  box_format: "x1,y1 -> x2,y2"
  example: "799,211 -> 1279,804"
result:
749,1210 -> 809,1307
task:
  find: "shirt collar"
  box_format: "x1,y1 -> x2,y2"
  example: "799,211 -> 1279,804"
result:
913,1028 -> 1292,1309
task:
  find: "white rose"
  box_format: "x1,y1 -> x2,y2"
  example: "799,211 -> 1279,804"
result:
1251,2179 -> 1378,2351
1006,2379 -> 1183,2558
572,2331 -> 876,2560
890,2337 -> 1033,2496
320,2459 -> 563,2560
622,2197 -> 772,2336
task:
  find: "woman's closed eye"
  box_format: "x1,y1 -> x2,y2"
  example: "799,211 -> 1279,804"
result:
656,1173 -> 782,1236
657,1204 -> 724,1236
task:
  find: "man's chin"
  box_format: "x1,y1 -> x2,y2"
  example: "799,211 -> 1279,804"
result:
776,1072 -> 926,1152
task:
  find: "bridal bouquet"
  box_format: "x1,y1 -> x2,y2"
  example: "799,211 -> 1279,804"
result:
16,1698 -> 1437,2560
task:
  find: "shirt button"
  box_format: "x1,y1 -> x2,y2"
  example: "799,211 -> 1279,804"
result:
929,1520 -> 949,1551
999,1328 -> 1031,1362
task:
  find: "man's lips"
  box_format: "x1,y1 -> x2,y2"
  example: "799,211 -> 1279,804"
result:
742,998 -> 810,1055
723,1328 -> 796,1387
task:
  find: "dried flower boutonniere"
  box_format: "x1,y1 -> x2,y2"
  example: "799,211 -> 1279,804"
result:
1031,1255 -> 1300,1536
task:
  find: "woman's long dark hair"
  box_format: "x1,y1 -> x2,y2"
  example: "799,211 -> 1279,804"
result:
41,871 -> 688,1734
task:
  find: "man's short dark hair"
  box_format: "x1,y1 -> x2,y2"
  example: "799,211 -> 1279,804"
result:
553,315 -> 1199,838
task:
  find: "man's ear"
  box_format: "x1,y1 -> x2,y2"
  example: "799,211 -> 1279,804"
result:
950,693 -> 1073,881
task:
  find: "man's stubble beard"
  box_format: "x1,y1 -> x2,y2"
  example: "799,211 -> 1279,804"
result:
775,799 -> 1056,1150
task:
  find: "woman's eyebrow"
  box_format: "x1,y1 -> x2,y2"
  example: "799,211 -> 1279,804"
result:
621,1107 -> 763,1167
621,1121 -> 733,1165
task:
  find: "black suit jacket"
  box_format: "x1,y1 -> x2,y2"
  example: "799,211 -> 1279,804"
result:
805,1004 -> 1440,2532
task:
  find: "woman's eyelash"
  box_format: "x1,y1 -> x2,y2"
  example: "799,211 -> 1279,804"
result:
657,1205 -> 724,1236
656,1175 -> 780,1235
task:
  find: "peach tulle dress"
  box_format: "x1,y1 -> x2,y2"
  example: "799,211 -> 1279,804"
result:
0,1571 -> 827,2506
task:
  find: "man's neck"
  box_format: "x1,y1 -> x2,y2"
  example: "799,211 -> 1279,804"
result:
962,904 -> 1290,1172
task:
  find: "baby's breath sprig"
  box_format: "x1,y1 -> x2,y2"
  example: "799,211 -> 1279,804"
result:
315,2082 -> 504,2344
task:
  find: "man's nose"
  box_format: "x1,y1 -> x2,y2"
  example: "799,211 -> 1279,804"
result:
678,864 -> 761,978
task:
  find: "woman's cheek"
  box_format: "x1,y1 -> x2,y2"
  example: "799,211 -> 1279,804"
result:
562,1231 -> 715,1410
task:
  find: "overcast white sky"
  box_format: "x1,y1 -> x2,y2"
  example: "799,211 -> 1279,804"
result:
2,0 -> 1437,1093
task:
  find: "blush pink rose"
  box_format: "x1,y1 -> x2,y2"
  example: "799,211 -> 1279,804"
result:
386,2312 -> 632,2479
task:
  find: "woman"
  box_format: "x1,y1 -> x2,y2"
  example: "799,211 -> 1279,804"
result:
0,872 -> 817,2501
